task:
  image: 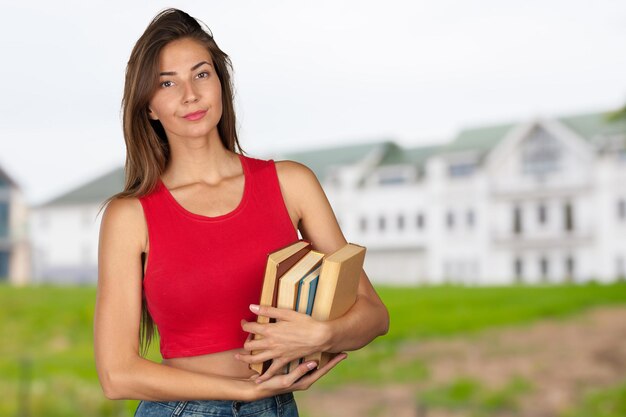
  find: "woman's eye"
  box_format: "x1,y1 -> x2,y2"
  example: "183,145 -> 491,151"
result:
160,80 -> 174,88
197,71 -> 209,79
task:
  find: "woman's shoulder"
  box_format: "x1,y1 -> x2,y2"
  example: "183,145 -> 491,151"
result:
274,160 -> 325,206
274,159 -> 318,182
101,196 -> 145,231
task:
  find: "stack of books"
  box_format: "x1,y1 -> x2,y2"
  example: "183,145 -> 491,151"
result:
250,240 -> 366,374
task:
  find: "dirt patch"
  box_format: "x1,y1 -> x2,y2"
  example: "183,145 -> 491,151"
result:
296,306 -> 626,417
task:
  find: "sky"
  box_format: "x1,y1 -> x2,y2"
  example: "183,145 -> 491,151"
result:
1,0 -> 626,204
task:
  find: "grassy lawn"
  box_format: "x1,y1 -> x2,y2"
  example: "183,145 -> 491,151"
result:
0,282 -> 625,416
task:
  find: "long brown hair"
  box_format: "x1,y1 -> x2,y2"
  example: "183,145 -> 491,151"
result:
107,8 -> 243,354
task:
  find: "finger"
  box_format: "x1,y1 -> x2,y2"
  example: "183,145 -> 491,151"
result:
287,361 -> 320,385
292,353 -> 348,389
243,338 -> 267,352
256,358 -> 292,382
241,319 -> 267,336
250,304 -> 298,321
235,350 -> 275,365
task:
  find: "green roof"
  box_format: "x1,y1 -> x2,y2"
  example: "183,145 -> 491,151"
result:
280,140 -> 393,179
446,110 -> 626,156
446,123 -> 514,154
558,111 -> 626,141
404,145 -> 443,165
42,167 -> 124,207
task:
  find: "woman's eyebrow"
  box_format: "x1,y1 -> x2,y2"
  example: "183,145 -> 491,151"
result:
159,61 -> 212,76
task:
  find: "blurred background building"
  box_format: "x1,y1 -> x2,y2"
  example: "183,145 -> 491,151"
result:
29,169 -> 124,284
0,165 -> 30,285
26,110 -> 626,285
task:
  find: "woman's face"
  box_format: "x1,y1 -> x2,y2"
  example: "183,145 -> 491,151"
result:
148,37 -> 223,141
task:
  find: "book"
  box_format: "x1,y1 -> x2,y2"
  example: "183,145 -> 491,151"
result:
276,251 -> 324,310
276,253 -> 324,374
250,240 -> 311,374
305,243 -> 366,368
250,242 -> 366,374
296,266 -> 320,315
287,265 -> 321,372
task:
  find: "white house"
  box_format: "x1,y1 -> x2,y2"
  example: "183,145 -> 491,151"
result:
282,112 -> 626,284
0,165 -> 30,285
29,111 -> 626,285
30,168 -> 123,284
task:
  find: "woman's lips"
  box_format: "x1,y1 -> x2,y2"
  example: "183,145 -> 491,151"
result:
183,110 -> 207,121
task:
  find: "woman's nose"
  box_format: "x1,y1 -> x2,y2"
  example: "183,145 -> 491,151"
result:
182,82 -> 199,104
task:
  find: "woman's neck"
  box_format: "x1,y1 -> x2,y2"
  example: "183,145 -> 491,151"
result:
161,133 -> 240,187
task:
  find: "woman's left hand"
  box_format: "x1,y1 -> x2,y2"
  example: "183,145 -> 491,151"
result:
236,304 -> 332,381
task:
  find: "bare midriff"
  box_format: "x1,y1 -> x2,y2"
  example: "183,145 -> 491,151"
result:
162,348 -> 258,379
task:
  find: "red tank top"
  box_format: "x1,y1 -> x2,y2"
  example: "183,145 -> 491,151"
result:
139,154 -> 298,359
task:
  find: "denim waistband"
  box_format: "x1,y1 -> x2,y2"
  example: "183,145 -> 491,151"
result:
135,392 -> 296,417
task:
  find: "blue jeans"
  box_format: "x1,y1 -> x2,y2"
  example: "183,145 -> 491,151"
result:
134,393 -> 298,417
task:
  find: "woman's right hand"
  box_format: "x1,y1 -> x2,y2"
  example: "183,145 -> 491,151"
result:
247,352 -> 347,401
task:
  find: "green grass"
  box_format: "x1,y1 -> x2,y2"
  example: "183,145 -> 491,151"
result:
561,380 -> 626,417
416,375 -> 532,417
1,282 -> 626,415
378,282 -> 626,343
318,281 -> 626,386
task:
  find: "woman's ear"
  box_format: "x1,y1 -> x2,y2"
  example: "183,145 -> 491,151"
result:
148,108 -> 159,121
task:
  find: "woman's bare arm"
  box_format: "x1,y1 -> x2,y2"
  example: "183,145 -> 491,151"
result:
238,161 -> 390,380
94,197 -> 343,401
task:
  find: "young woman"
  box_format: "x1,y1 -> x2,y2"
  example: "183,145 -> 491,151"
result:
94,8 -> 389,417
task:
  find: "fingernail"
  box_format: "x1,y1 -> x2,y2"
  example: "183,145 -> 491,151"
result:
306,361 -> 317,370
249,304 -> 260,313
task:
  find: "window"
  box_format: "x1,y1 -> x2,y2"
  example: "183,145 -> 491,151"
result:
538,203 -> 547,225
359,217 -> 367,232
448,162 -> 476,177
564,202 -> 574,232
375,167 -> 415,186
466,209 -> 475,228
0,202 -> 8,238
513,205 -> 523,235
618,199 -> 626,221
565,256 -> 575,281
378,175 -> 408,185
522,127 -> 562,175
0,251 -> 8,280
514,257 -> 524,283
416,213 -> 425,229
617,257 -> 625,279
378,216 -> 386,232
446,211 -> 455,230
540,257 -> 549,281
397,214 -> 405,231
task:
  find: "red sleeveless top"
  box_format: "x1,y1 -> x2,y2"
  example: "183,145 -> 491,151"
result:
139,154 -> 298,359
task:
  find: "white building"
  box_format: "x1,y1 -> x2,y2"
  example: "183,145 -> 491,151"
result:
0,165 -> 30,285
30,111 -> 626,285
30,168 -> 123,284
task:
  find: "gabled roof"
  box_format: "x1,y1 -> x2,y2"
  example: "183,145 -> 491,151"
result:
445,123 -> 515,155
558,111 -> 626,141
280,140 -> 394,179
41,167 -> 124,207
404,144 -> 443,166
445,110 -> 626,157
0,164 -> 18,188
